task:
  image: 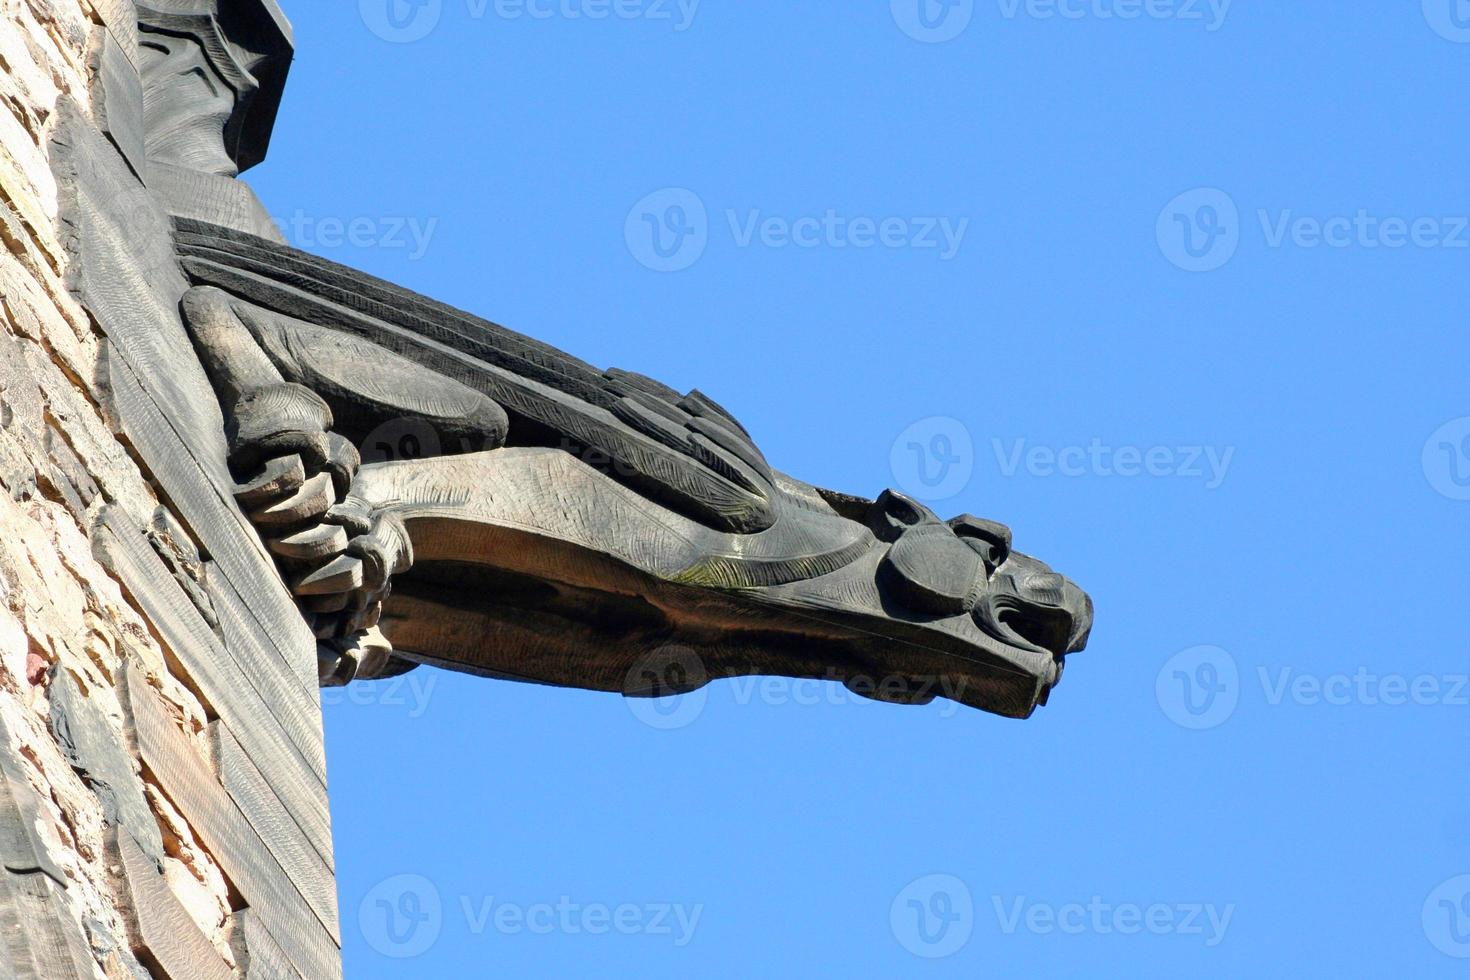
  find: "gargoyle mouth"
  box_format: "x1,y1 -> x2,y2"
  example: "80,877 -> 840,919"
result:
974,554 -> 1093,657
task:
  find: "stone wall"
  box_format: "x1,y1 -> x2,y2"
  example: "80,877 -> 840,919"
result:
0,2 -> 337,976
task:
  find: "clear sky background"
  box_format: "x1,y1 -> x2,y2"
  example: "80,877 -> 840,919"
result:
245,2 -> 1469,976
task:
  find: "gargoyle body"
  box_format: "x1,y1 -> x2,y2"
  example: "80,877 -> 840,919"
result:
175,221 -> 1092,719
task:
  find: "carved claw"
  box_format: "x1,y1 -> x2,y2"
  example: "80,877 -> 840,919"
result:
267,523 -> 349,561
323,433 -> 360,498
184,284 -> 419,674
317,627 -> 412,687
233,454 -> 305,508
249,471 -> 334,527
225,420 -> 406,668
291,554 -> 364,596
345,512 -> 413,592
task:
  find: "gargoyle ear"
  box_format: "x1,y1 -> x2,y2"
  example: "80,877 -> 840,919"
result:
948,514 -> 1013,571
865,489 -> 942,542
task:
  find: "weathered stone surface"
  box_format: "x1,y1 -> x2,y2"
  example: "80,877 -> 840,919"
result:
0,1 -> 256,976
49,668 -> 164,871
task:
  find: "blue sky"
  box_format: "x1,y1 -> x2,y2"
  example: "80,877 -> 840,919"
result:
246,2 -> 1469,975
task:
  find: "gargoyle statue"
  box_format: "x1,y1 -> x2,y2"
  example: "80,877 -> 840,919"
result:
142,0 -> 1092,720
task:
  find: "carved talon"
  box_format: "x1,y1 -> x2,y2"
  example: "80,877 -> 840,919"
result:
323,433 -> 360,497
345,513 -> 412,592
233,453 -> 305,507
234,447 -> 391,649
351,603 -> 382,631
323,495 -> 375,537
291,554 -> 364,596
301,593 -> 351,614
317,627 -> 397,687
249,471 -> 334,527
236,460 -> 411,655
267,523 -> 349,561
228,439 -> 399,660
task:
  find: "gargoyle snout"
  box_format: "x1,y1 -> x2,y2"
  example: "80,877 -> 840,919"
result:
974,553 -> 1092,657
